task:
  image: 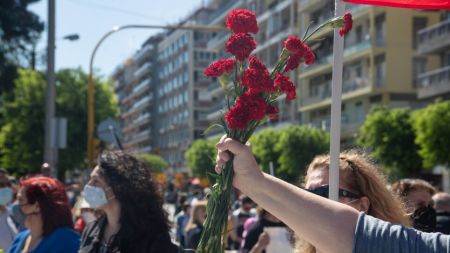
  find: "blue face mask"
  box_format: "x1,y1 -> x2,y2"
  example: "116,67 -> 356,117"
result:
82,185 -> 111,209
0,187 -> 13,206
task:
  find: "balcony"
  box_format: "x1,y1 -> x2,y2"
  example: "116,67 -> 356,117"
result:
207,31 -> 229,51
303,82 -> 331,106
134,62 -> 152,79
132,113 -> 151,127
206,100 -> 227,120
417,65 -> 450,99
132,96 -> 151,111
302,40 -> 370,73
206,0 -> 241,24
125,129 -> 151,146
132,79 -> 151,95
418,19 -> 450,55
134,44 -> 153,63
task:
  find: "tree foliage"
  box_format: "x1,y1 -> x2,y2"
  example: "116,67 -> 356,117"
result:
0,0 -> 44,95
249,128 -> 282,173
274,126 -> 329,183
358,106 -> 422,177
138,153 -> 169,173
184,139 -> 216,180
0,68 -> 118,177
412,100 -> 450,169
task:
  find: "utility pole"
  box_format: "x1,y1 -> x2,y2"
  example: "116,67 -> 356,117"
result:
44,0 -> 57,177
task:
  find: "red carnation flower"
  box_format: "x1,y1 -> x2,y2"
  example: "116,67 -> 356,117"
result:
225,104 -> 251,130
283,36 -> 308,55
339,13 -> 353,37
274,73 -> 296,100
284,53 -> 302,72
204,59 -> 236,77
241,68 -> 274,93
225,33 -> 257,61
226,9 -> 259,34
266,105 -> 279,120
249,56 -> 267,71
304,48 -> 316,65
236,92 -> 267,121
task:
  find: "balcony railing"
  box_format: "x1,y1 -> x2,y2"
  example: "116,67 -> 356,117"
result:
418,19 -> 450,54
206,0 -> 240,23
207,31 -> 229,51
132,79 -> 151,94
417,65 -> 450,99
132,96 -> 151,110
303,40 -> 370,71
134,62 -> 152,78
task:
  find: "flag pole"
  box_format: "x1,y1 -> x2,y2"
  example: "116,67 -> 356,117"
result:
329,0 -> 346,201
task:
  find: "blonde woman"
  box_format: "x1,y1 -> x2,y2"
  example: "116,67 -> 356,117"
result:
297,151 -> 410,253
185,200 -> 207,249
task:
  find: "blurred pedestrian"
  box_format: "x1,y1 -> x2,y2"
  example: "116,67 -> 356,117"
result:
392,178 -> 437,232
79,151 -> 178,253
184,200 -> 207,250
8,176 -> 80,253
433,192 -> 450,234
0,169 -> 17,250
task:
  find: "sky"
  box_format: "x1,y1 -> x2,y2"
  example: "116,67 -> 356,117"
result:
28,0 -> 205,77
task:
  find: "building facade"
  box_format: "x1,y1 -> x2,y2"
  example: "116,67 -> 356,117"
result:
297,1 -> 440,144
113,35 -> 162,154
416,11 -> 450,102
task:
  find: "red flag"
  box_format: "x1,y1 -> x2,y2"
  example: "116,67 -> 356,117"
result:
344,0 -> 450,9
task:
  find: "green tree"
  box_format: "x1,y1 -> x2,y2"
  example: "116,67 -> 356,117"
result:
249,128 -> 281,173
0,0 -> 44,95
0,69 -> 46,175
185,139 -> 216,180
412,100 -> 450,169
138,153 -> 169,173
358,106 -> 422,177
0,68 -> 118,177
275,126 -> 329,183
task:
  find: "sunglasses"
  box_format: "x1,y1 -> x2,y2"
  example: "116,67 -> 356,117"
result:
305,185 -> 361,199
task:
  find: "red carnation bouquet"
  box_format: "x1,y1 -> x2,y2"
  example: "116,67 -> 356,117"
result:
197,9 -> 352,253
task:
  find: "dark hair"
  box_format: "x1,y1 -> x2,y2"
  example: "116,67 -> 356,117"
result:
20,176 -> 73,236
97,151 -> 172,252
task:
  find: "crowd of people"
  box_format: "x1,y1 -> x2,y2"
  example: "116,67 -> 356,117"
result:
0,141 -> 449,252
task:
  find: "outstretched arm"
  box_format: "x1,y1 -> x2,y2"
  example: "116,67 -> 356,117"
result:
216,137 -> 359,253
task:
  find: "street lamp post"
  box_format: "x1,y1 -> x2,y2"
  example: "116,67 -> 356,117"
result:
87,24 -> 228,168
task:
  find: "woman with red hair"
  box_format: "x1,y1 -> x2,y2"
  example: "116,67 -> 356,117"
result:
8,176 -> 80,253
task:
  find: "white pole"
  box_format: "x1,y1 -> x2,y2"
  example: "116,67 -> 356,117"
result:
329,0 -> 345,201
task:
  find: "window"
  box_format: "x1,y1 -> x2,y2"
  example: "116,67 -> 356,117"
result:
355,101 -> 365,123
375,14 -> 386,47
375,54 -> 386,88
412,57 -> 427,87
413,17 -> 428,49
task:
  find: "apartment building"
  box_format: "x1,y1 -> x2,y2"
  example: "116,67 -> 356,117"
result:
416,11 -> 450,102
297,0 -> 440,144
113,35 -> 162,154
155,7 -> 215,171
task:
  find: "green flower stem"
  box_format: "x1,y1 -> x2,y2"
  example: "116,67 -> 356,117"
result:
303,15 -> 344,43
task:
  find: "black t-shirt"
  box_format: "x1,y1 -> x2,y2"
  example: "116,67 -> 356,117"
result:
242,219 -> 286,253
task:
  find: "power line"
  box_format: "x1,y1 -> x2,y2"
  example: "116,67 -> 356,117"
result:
66,0 -> 165,22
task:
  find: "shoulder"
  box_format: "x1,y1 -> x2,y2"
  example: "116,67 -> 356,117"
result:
9,230 -> 30,253
353,213 -> 450,253
43,227 -> 80,251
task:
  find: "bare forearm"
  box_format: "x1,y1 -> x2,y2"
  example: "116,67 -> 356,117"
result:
237,173 -> 359,253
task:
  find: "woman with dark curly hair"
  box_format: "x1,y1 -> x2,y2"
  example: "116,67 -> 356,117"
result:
78,151 -> 178,253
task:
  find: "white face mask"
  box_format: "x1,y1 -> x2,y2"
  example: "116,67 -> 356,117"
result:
82,185 -> 111,209
0,187 -> 13,206
81,211 -> 96,223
